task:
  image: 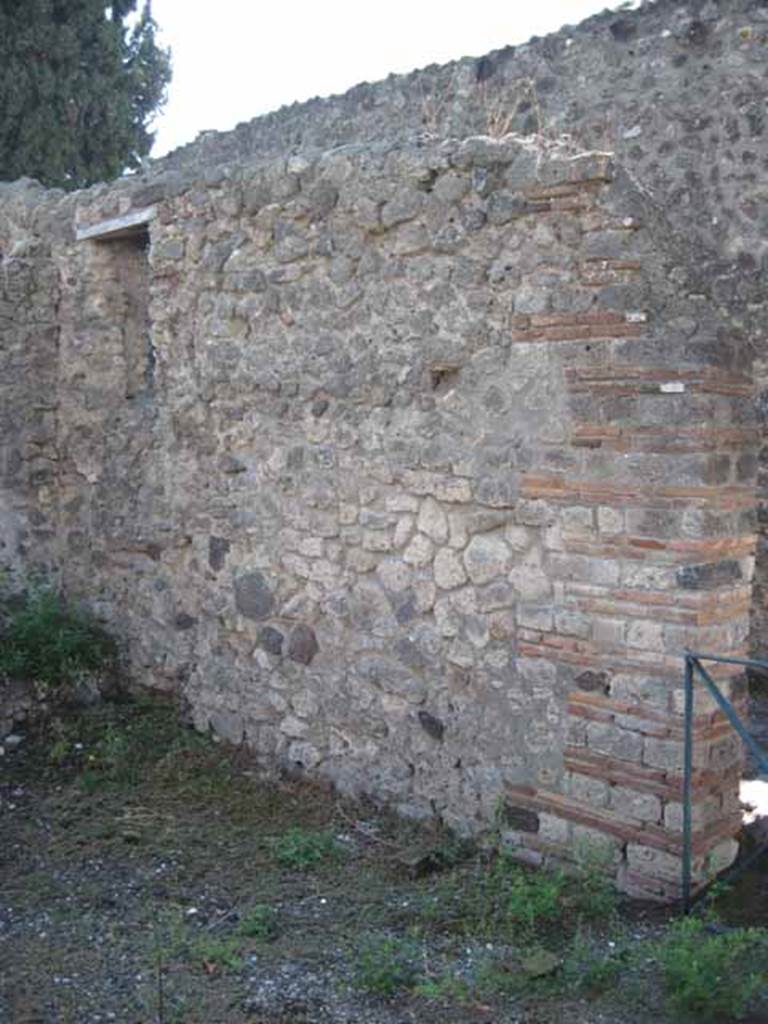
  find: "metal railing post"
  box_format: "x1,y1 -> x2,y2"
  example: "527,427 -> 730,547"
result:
682,653 -> 694,912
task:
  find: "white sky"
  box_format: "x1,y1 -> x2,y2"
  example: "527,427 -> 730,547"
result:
149,1 -> 633,157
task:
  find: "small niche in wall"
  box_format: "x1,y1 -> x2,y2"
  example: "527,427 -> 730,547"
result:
76,207 -> 155,400
429,365 -> 460,396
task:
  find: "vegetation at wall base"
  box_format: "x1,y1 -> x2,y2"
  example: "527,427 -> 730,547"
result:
0,580 -> 116,690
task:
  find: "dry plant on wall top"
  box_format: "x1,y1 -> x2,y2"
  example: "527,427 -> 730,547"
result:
476,77 -> 582,156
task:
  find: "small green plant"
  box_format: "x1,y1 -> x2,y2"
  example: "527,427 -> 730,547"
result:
476,851 -> 567,937
423,833 -> 475,872
189,932 -> 243,973
654,917 -> 768,1021
353,935 -> 420,996
0,581 -> 115,689
474,955 -> 528,997
272,827 -> 339,870
700,877 -> 735,921
561,926 -> 624,996
567,841 -> 618,921
239,904 -> 279,941
413,972 -> 470,1002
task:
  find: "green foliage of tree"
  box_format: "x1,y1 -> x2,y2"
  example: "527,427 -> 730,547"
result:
0,0 -> 171,190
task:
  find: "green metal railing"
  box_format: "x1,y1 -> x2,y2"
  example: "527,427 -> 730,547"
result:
682,650 -> 768,911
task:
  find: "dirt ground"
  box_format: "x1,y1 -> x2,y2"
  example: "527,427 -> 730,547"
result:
1,696 -> 766,1024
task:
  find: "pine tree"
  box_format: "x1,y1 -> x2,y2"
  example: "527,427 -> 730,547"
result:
0,0 -> 171,190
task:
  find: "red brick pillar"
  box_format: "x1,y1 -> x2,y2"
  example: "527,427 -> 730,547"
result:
503,160 -> 756,900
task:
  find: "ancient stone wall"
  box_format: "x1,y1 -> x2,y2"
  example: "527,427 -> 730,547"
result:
0,127 -> 758,898
156,0 -> 767,267
146,0 -> 768,659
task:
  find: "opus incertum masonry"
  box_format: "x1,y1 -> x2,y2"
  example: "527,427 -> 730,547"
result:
1,0 -> 765,901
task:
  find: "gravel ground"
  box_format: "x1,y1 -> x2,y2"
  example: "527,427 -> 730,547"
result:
1,698 -> 766,1024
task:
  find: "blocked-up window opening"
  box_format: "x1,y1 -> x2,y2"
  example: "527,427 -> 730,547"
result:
96,226 -> 153,399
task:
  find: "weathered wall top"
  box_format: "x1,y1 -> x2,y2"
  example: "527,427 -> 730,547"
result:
4,0 -> 766,298
148,0 -> 767,269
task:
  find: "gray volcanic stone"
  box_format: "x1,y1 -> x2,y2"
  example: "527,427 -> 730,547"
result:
417,710 -> 445,741
209,536 -> 231,571
234,571 -> 274,620
288,624 -> 319,665
258,626 -> 284,656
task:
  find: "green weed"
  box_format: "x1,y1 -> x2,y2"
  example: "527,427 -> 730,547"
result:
413,972 -> 471,1002
476,850 -> 567,937
654,916 -> 768,1021
567,841 -> 618,921
561,926 -> 625,996
352,935 -> 420,995
272,826 -> 340,870
189,932 -> 243,973
239,903 -> 279,941
474,955 -> 528,997
0,582 -> 116,689
151,909 -> 245,976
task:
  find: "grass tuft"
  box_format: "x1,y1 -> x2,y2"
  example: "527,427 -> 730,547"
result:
353,935 -> 420,995
271,826 -> 341,871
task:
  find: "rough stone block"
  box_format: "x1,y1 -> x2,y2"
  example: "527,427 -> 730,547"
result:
587,722 -> 643,763
463,533 -> 511,584
566,772 -> 609,808
475,475 -> 519,509
518,657 -> 557,688
434,477 -> 472,503
510,565 -> 552,601
626,619 -> 665,651
609,785 -> 661,824
208,711 -> 245,745
549,554 -> 620,587
643,736 -> 686,772
362,529 -> 394,552
538,812 -> 570,844
517,604 -> 554,630
393,515 -> 415,548
258,626 -> 284,656
346,548 -> 378,573
417,497 -> 448,544
234,571 -> 274,620
593,614 -> 626,647
554,608 -> 591,639
597,506 -> 624,534
515,499 -> 555,527
561,505 -> 595,533
625,844 -> 686,884
607,673 -> 667,708
377,558 -> 412,592
403,532 -> 434,567
433,547 -> 467,589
